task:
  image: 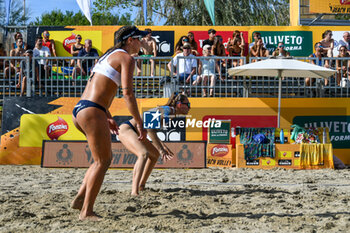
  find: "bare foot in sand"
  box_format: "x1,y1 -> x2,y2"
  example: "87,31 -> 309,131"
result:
131,192 -> 139,196
79,212 -> 102,221
71,196 -> 84,210
139,184 -> 145,191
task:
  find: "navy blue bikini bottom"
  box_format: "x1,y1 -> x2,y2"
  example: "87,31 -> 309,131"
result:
120,120 -> 137,133
72,100 -> 106,118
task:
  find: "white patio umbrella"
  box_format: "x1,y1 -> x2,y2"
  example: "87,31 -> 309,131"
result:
228,57 -> 336,127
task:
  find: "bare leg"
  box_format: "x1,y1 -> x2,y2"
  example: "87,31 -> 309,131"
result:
137,59 -> 142,76
138,141 -> 160,190
150,59 -> 155,76
202,76 -> 208,97
209,75 -> 216,96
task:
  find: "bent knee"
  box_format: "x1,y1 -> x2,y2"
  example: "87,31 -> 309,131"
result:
94,157 -> 112,169
138,151 -> 149,161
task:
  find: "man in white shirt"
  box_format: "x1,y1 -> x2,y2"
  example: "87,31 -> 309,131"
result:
33,36 -> 51,79
339,31 -> 350,53
167,43 -> 197,83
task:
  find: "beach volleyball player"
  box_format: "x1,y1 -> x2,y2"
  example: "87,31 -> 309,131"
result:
71,26 -> 148,221
118,92 -> 190,196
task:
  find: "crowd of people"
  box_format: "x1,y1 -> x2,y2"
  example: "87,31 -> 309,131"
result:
1,28 -> 350,96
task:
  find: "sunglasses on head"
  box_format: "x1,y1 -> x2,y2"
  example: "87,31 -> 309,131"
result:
177,101 -> 190,108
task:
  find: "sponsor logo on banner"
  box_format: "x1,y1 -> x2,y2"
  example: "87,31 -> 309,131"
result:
278,159 -> 292,166
254,31 -> 313,56
143,110 -> 161,129
46,117 -> 69,140
211,145 -> 229,157
246,160 -> 259,166
63,33 -> 77,53
279,151 -> 292,158
56,144 -> 73,165
262,158 -> 276,166
310,0 -> 350,13
293,116 -> 350,148
294,151 -> 300,157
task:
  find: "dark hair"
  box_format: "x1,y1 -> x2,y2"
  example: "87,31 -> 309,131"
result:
208,29 -> 216,34
322,30 -> 332,39
145,28 -> 152,33
36,36 -> 43,42
314,42 -> 321,49
175,36 -> 190,52
75,34 -> 82,39
233,30 -> 240,38
165,92 -> 189,108
339,45 -> 347,51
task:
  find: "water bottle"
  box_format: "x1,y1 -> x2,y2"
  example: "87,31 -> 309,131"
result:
323,128 -> 327,144
280,129 -> 284,144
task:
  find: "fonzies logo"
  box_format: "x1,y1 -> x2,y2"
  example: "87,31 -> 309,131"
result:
63,33 -> 76,53
340,0 -> 350,5
46,117 -> 69,140
211,145 -> 229,157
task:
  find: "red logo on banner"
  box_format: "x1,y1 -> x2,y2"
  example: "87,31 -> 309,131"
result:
46,117 -> 69,140
63,34 -> 76,53
211,145 -> 229,157
340,0 -> 350,5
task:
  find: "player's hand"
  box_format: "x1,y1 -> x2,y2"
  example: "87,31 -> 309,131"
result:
136,122 -> 147,141
107,118 -> 119,135
160,144 -> 174,162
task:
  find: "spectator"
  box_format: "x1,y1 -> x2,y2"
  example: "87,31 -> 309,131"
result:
212,35 -> 227,74
187,32 -> 199,56
227,30 -> 245,67
336,45 -> 350,86
33,36 -> 51,79
193,44 -> 222,97
42,30 -> 57,57
5,38 -> 25,80
203,28 -> 216,47
249,32 -> 265,49
306,42 -> 329,86
272,42 -> 290,57
72,39 -> 99,79
338,31 -> 350,52
137,28 -> 157,76
319,30 -> 334,67
174,36 -> 190,55
250,38 -> 269,62
167,42 -> 197,84
11,32 -> 27,50
70,34 -> 83,66
0,43 -> 7,71
16,50 -> 39,96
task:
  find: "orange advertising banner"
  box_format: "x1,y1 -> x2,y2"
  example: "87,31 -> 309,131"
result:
309,0 -> 350,14
42,141 -> 206,168
206,144 -> 233,167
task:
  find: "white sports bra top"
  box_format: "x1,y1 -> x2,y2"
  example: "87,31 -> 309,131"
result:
92,49 -> 126,86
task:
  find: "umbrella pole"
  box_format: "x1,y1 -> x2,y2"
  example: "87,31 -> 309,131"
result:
277,70 -> 282,128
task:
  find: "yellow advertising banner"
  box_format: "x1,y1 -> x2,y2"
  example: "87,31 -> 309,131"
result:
310,0 -> 350,14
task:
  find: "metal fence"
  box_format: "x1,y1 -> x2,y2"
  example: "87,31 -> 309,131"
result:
0,55 -> 349,103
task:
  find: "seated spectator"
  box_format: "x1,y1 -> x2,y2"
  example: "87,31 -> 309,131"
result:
72,39 -> 98,79
16,50 -> 39,96
167,43 -> 197,84
70,34 -> 83,66
319,30 -> 334,67
175,36 -> 190,55
250,38 -> 269,62
339,31 -> 350,52
187,32 -> 199,56
336,46 -> 350,86
193,44 -> 222,97
42,30 -> 57,57
249,32 -> 265,49
203,28 -> 216,47
272,42 -> 290,57
0,43 -> 7,71
11,32 -> 27,50
33,36 -> 51,80
212,35 -> 227,74
137,28 -> 157,76
227,30 -> 245,67
306,42 -> 329,86
5,38 -> 25,80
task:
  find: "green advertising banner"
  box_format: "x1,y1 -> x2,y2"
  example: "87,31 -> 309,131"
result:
293,116 -> 350,149
208,120 -> 231,144
254,31 -> 313,57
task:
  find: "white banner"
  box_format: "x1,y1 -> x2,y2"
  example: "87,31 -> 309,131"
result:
76,0 -> 92,25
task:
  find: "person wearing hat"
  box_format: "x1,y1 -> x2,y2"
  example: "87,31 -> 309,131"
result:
203,28 -> 216,47
167,42 -> 198,84
70,25 -> 148,221
16,49 -> 39,96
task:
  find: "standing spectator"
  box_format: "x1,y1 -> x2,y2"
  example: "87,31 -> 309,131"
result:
16,50 -> 39,96
187,32 -> 199,56
70,34 -> 84,66
5,38 -> 25,80
336,45 -> 350,86
319,30 -> 334,67
167,43 -> 197,84
306,42 -> 329,86
72,39 -> 99,79
250,38 -> 269,62
339,31 -> 350,52
227,30 -> 246,67
42,30 -> 57,57
33,36 -> 51,79
11,32 -> 27,50
137,28 -> 157,76
203,29 -> 216,47
272,42 -> 290,57
174,36 -> 190,55
193,44 -> 222,97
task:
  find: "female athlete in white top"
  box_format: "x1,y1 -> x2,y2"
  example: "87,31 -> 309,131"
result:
71,26 -> 148,221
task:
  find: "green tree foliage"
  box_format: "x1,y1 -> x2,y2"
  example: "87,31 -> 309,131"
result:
0,0 -> 30,26
31,10 -> 132,26
93,0 -> 290,26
